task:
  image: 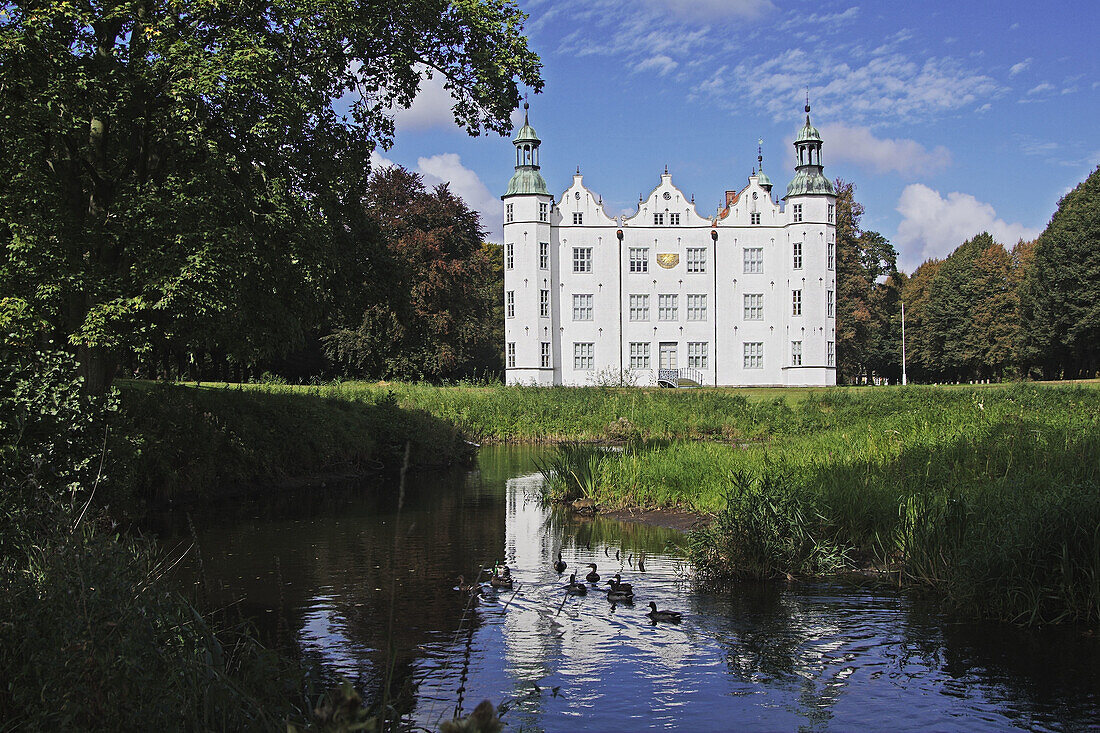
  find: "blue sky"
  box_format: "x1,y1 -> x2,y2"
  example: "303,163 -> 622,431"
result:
371,0 -> 1099,273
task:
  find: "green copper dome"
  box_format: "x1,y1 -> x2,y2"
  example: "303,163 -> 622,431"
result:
785,169 -> 834,197
505,167 -> 549,196
795,117 -> 822,143
503,103 -> 549,198
756,169 -> 773,187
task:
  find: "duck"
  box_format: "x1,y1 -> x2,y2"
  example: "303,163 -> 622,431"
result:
606,587 -> 634,604
585,563 -> 600,583
606,574 -> 633,594
490,562 -> 513,589
646,602 -> 682,623
565,573 -> 588,595
553,552 -> 567,574
456,575 -> 482,594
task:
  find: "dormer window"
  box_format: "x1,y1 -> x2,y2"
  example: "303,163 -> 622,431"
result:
750,212 -> 761,225
573,212 -> 583,225
654,213 -> 665,225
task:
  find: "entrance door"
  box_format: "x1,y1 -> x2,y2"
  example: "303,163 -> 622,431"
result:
659,342 -> 678,370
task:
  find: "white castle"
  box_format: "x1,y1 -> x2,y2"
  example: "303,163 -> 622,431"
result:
502,104 -> 837,387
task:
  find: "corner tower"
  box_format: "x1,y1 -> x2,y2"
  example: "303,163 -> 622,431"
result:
783,103 -> 837,386
502,103 -> 556,385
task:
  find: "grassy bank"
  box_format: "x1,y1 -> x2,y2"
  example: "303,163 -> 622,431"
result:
531,385 -> 1100,624
112,381 -> 475,508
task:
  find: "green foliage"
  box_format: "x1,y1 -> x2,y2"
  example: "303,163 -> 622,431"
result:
1021,165 -> 1100,378
0,523 -> 301,730
535,442 -> 610,502
833,179 -> 901,383
689,471 -> 852,581
114,381 -> 475,504
0,315 -> 113,568
0,0 -> 542,391
321,167 -> 503,381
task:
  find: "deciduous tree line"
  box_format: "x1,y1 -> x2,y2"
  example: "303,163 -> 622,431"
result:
835,166 -> 1100,384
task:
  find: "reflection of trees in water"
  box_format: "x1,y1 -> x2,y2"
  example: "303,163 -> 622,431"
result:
903,598 -> 1100,728
171,464 -> 509,722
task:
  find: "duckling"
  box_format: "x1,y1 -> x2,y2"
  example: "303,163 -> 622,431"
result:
646,602 -> 682,623
565,573 -> 587,595
553,552 -> 567,574
606,574 -> 633,594
585,563 -> 600,583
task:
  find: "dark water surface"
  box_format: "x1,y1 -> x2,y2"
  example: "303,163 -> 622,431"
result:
162,446 -> 1100,731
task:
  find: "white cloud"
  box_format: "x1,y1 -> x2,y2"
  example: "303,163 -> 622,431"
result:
391,72 -> 459,131
1008,58 -> 1032,76
635,54 -> 678,76
417,153 -> 504,231
647,0 -> 775,20
895,184 -> 1041,269
819,124 -> 952,176
1027,82 -> 1055,95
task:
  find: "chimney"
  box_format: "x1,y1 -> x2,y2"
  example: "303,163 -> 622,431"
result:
725,190 -> 738,207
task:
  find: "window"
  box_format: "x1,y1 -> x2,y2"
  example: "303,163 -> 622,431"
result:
827,341 -> 835,367
688,342 -> 708,369
505,243 -> 514,270
507,343 -> 515,368
791,340 -> 802,367
629,294 -> 649,321
572,293 -> 593,321
744,342 -> 763,369
750,212 -> 761,225
629,247 -> 649,273
827,242 -> 835,271
670,213 -> 680,225
743,293 -> 764,321
687,294 -> 707,321
629,342 -> 650,370
792,289 -> 802,316
539,202 -> 548,222
506,203 -> 514,223
506,290 -> 515,318
658,294 -> 678,321
828,204 -> 834,223
654,213 -> 665,225
541,342 -> 551,368
539,289 -> 549,318
793,203 -> 803,223
573,212 -> 583,225
744,247 -> 764,274
539,242 -> 549,269
827,290 -> 834,318
686,248 -> 706,273
793,242 -> 802,270
574,342 -> 594,370
573,247 -> 592,272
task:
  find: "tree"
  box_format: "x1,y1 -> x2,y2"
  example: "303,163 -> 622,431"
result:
0,0 -> 542,392
322,166 -> 501,381
833,179 -> 901,383
1020,166 -> 1100,378
901,259 -> 943,382
969,241 -> 1017,379
925,233 -> 992,381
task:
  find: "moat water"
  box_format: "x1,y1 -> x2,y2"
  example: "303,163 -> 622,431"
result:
161,446 -> 1100,731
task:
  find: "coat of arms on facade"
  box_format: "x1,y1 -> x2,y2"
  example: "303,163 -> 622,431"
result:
656,253 -> 679,269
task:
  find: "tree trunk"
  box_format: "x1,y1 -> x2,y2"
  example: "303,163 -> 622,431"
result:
77,344 -> 118,394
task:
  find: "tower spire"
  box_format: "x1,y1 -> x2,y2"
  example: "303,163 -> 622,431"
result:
503,101 -> 549,197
